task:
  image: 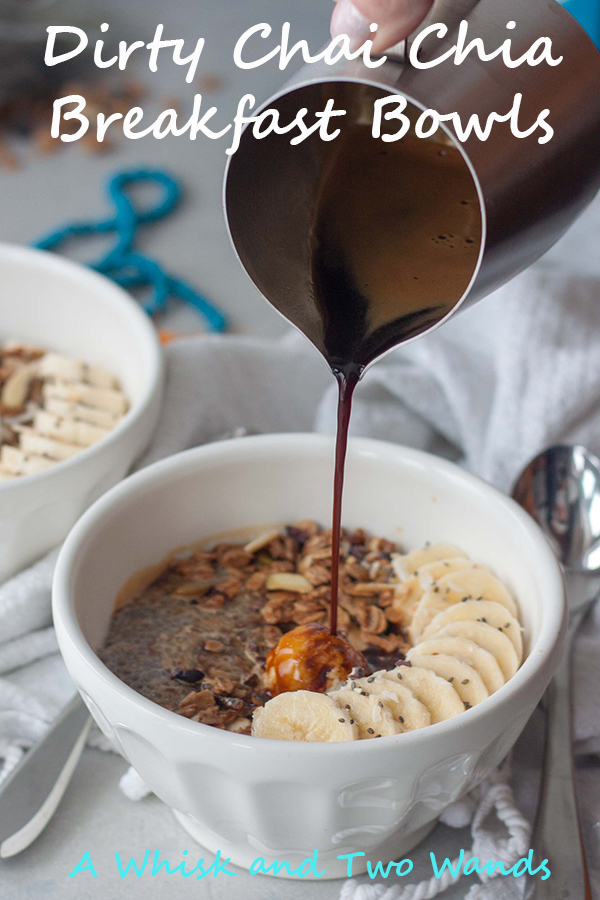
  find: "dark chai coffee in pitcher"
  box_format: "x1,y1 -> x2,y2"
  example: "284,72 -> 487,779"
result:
310,118 -> 481,638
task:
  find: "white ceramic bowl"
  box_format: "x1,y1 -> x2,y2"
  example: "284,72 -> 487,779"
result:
53,435 -> 565,879
0,243 -> 163,582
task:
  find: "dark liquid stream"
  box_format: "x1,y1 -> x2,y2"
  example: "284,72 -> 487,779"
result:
311,126 -> 481,637
329,365 -> 361,635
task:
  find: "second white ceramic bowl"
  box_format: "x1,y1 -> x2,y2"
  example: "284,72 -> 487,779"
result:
0,244 -> 163,582
53,435 -> 565,878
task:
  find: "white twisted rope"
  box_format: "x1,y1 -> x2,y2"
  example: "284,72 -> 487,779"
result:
0,741 -> 24,783
471,783 -> 530,883
339,770 -> 531,900
119,765 -> 153,801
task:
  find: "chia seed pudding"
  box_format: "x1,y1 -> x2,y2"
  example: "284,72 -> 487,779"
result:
99,522 -> 409,735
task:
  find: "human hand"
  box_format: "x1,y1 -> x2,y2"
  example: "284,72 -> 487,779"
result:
330,0 -> 435,54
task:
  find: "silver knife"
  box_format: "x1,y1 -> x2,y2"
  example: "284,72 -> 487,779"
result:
0,695 -> 90,857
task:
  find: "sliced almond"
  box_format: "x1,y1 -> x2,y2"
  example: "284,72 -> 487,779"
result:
297,554 -> 314,572
85,364 -> 118,389
244,530 -> 281,554
39,353 -> 118,389
44,397 -> 119,429
266,572 -> 312,594
43,381 -> 128,416
38,353 -> 83,383
1,363 -> 36,409
0,445 -> 55,475
34,410 -> 110,447
227,717 -> 251,733
18,428 -> 81,461
347,582 -> 396,596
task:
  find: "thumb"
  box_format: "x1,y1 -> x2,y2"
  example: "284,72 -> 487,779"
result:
331,0 -> 434,54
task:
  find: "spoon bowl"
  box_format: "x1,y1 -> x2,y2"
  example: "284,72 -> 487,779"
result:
512,444 -> 600,577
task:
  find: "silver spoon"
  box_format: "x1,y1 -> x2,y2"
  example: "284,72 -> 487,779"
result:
513,444 -> 599,900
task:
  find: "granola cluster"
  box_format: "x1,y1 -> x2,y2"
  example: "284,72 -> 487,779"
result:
246,523 -> 408,656
100,522 -> 412,734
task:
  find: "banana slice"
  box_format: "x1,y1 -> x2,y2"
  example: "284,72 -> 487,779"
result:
407,637 -> 505,694
407,654 -> 489,708
388,576 -> 423,627
417,558 -> 475,589
330,689 -> 403,739
408,588 -> 463,643
350,675 -> 431,731
429,622 -> 519,680
391,544 -> 465,582
437,569 -> 518,617
251,691 -> 358,742
379,666 -> 464,723
421,600 -> 523,661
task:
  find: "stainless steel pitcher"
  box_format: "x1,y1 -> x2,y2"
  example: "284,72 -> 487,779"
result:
224,0 -> 600,372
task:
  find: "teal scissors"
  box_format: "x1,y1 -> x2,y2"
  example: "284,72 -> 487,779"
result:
33,168 -> 228,333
